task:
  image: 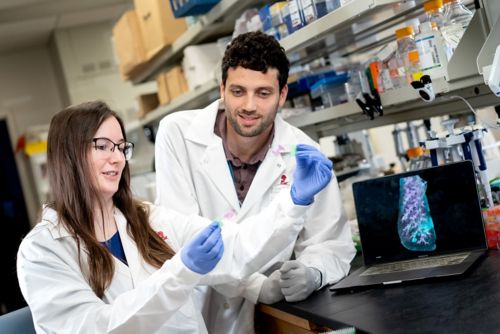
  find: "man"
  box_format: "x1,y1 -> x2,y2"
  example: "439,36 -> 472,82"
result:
155,31 -> 356,333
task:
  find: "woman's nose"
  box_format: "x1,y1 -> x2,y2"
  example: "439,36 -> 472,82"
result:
109,147 -> 125,162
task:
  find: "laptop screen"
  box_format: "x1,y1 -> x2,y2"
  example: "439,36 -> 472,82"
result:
353,161 -> 487,266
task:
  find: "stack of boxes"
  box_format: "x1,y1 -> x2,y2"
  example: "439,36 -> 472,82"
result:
112,0 -> 189,118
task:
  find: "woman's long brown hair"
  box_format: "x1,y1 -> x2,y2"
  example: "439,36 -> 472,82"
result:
46,101 -> 175,297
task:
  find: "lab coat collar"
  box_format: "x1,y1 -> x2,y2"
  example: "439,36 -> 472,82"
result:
185,99 -> 221,145
41,206 -> 72,239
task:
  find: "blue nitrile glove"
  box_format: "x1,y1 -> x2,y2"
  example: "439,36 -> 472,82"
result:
290,144 -> 333,205
279,260 -> 322,302
181,221 -> 224,274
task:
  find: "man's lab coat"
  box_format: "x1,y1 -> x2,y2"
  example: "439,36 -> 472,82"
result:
155,99 -> 356,333
17,196 -> 307,333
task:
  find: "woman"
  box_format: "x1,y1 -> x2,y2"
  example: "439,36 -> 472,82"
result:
16,101 -> 333,333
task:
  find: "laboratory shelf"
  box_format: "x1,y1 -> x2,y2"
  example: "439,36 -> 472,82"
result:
285,75 -> 499,138
128,0 -> 266,84
281,0 -> 403,53
126,78 -> 219,134
125,0 -> 498,167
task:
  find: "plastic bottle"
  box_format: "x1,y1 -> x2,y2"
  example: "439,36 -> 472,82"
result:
376,43 -> 397,92
394,27 -> 421,87
407,50 -> 423,83
441,0 -> 473,58
415,21 -> 448,79
422,0 -> 445,31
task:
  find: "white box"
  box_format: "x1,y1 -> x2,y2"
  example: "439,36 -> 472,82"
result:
182,43 -> 220,91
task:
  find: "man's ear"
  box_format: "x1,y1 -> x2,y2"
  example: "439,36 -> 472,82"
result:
219,82 -> 225,100
279,84 -> 288,107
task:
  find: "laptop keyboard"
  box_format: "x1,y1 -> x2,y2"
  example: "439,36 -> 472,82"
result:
360,253 -> 469,276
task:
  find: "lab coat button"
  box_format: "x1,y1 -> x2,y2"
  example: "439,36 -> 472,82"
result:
224,302 -> 230,309
277,163 -> 281,168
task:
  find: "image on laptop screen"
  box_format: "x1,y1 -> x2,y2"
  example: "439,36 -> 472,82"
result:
353,161 -> 487,267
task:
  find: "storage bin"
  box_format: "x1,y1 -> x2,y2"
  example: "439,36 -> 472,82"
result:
170,0 -> 221,17
310,74 -> 349,108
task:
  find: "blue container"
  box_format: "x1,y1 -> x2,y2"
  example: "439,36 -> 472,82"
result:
259,4 -> 273,32
170,0 -> 221,17
310,73 -> 350,107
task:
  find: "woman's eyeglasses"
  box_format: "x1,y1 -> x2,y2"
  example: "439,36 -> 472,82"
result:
92,137 -> 134,161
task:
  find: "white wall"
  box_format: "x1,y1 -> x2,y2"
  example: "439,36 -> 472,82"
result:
0,47 -> 65,224
53,21 -> 156,123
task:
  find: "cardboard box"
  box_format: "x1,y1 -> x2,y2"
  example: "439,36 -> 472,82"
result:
137,93 -> 159,118
156,72 -> 171,105
166,66 -> 189,100
112,10 -> 146,80
134,0 -> 188,60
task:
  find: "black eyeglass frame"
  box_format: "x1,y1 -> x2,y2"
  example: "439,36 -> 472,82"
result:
91,137 -> 135,161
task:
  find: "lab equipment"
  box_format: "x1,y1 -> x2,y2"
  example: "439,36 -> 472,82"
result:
394,26 -> 421,86
422,118 -> 494,208
290,144 -> 333,205
441,0 -> 473,58
181,221 -> 224,274
411,74 -> 436,102
422,0 -> 445,30
487,45 -> 500,97
415,22 -> 448,79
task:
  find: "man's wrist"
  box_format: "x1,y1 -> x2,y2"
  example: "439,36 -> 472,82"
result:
309,267 -> 322,290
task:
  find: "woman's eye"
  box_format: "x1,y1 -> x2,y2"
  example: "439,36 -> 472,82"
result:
96,145 -> 108,151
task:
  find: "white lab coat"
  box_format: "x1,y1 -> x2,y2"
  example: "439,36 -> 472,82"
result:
155,99 -> 357,333
16,194 -> 308,334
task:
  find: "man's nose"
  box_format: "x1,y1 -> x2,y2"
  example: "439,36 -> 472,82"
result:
243,94 -> 257,112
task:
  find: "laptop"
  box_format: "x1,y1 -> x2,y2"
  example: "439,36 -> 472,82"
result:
330,160 -> 487,292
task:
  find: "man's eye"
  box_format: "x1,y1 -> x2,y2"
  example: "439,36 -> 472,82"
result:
231,89 -> 243,96
259,91 -> 271,97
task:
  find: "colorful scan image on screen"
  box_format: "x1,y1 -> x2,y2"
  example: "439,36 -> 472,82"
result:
397,175 -> 437,251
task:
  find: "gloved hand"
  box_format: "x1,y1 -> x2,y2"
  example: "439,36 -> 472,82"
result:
181,221 -> 224,274
279,260 -> 322,302
258,270 -> 285,304
290,144 -> 333,205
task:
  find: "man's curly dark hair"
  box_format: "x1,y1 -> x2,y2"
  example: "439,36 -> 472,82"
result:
221,31 -> 290,90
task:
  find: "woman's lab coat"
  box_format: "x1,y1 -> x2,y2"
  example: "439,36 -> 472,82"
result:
16,193 -> 307,333
155,99 -> 357,333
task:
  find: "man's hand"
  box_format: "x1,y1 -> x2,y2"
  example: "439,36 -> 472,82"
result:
290,144 -> 333,206
279,260 -> 321,302
258,270 -> 284,304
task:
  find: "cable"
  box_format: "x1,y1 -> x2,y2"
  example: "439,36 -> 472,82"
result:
445,95 -> 500,129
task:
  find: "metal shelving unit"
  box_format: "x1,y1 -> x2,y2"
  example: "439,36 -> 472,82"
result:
286,77 -> 498,139
126,78 -> 219,133
126,0 -> 499,164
